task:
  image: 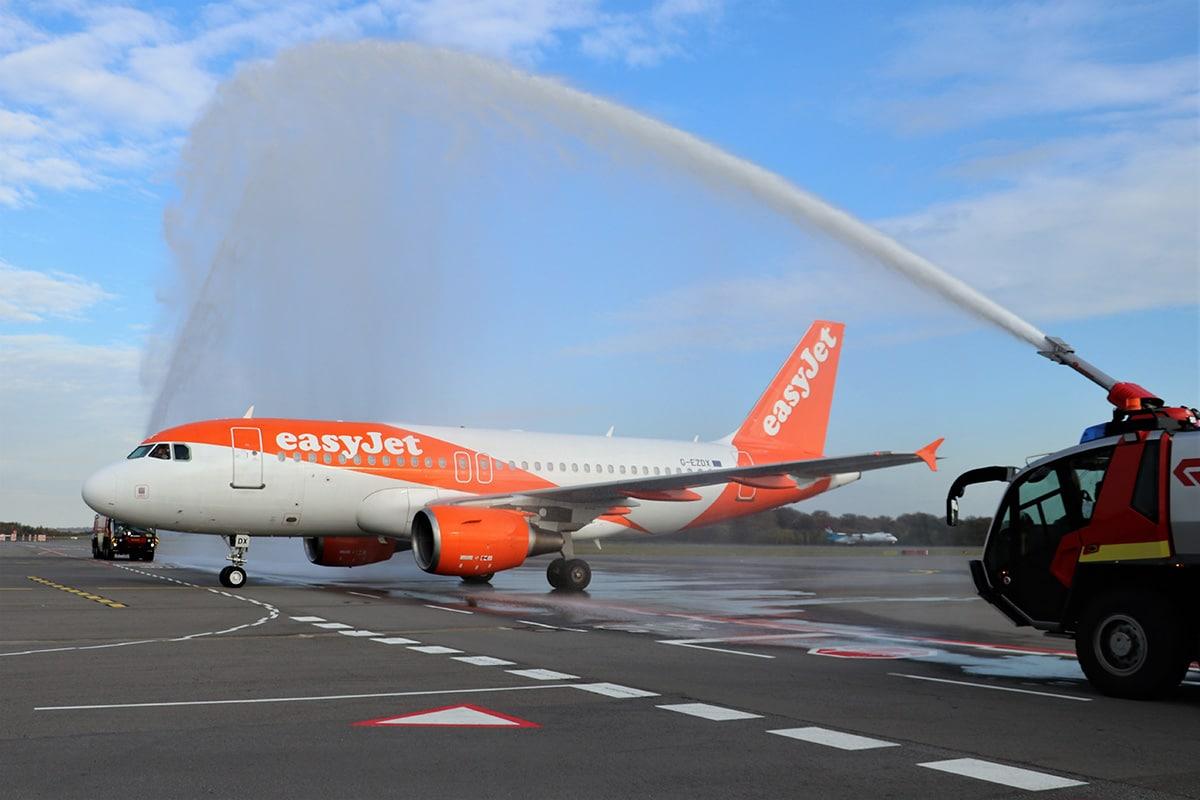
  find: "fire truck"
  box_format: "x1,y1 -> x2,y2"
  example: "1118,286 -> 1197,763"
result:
92,514 -> 158,562
947,339 -> 1199,698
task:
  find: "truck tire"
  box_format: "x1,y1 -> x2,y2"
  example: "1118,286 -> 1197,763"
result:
1076,591 -> 1189,699
143,551 -> 155,563
91,540 -> 100,559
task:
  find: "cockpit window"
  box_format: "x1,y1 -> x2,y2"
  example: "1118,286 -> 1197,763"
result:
172,443 -> 191,461
127,445 -> 152,459
148,443 -> 172,460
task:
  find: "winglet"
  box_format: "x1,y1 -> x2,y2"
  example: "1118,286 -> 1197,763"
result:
916,438 -> 944,472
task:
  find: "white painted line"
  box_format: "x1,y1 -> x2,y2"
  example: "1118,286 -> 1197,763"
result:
918,758 -> 1086,791
37,684 -> 578,711
657,703 -> 762,721
337,630 -> 382,637
453,656 -> 516,666
890,673 -> 1092,702
658,641 -> 775,659
768,727 -> 899,750
518,619 -> 588,632
289,616 -> 325,622
347,592 -> 379,599
665,633 -> 827,644
311,622 -> 352,630
370,637 -> 420,645
572,683 -> 659,699
506,668 -> 579,680
407,645 -> 463,655
424,604 -> 473,615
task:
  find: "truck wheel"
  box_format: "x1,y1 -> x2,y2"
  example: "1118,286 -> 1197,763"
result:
143,551 -> 155,563
91,540 -> 100,559
1076,591 -> 1188,699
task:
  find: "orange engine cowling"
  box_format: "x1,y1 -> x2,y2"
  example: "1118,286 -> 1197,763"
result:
412,506 -> 563,576
304,536 -> 398,567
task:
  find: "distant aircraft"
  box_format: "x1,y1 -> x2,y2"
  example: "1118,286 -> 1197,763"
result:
82,321 -> 939,592
825,527 -> 899,545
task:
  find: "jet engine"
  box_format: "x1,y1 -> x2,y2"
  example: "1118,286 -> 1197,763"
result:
411,506 -> 563,577
303,536 -> 399,567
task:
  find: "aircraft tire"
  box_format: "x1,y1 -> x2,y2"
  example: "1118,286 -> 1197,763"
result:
546,558 -> 566,589
219,566 -> 247,589
559,559 -> 591,592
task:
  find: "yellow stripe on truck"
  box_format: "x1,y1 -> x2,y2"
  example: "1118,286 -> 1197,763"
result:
1078,541 -> 1172,563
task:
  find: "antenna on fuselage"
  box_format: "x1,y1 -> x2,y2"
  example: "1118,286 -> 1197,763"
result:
605,426 -> 614,438
242,404 -> 255,419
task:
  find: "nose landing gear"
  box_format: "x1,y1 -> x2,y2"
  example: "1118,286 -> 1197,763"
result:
219,534 -> 250,588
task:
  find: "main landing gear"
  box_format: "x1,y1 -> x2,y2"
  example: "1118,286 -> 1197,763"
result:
219,534 -> 250,589
545,534 -> 591,592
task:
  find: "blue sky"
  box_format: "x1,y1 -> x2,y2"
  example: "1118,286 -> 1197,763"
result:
1,0 -> 1196,526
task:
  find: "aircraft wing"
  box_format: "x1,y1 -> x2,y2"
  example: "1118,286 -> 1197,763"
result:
439,438 -> 943,511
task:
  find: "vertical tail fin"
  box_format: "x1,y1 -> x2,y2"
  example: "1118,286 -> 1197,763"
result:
728,320 -> 844,459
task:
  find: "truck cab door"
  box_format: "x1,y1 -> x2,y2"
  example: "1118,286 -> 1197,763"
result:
982,446 -> 1114,626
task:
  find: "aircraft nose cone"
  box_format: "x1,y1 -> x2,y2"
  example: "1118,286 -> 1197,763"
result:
82,465 -> 118,513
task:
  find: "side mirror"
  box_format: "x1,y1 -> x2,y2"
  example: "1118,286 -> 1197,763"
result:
946,497 -> 959,527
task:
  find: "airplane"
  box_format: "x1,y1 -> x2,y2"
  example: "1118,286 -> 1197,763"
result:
81,321 -> 941,592
824,527 -> 899,545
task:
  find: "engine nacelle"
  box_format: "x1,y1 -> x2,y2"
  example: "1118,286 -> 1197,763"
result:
412,506 -> 563,577
303,536 -> 399,567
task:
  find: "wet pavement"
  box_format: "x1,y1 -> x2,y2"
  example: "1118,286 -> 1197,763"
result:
2,536 -> 1197,799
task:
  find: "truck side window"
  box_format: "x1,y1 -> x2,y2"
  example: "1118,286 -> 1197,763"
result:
173,444 -> 191,461
149,443 -> 171,460
1131,439 -> 1160,522
1068,446 -> 1114,523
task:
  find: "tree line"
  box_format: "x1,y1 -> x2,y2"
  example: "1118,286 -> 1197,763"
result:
651,508 -> 991,547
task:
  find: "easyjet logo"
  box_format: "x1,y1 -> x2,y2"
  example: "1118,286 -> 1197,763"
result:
274,431 -> 424,458
762,326 -> 839,437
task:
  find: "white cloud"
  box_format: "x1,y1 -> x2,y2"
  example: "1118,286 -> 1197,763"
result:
0,334 -> 148,526
0,259 -> 113,322
873,0 -> 1197,132
0,1 -> 722,206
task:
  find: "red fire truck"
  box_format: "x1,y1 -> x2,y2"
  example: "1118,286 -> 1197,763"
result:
947,339 -> 1199,698
92,515 -> 158,562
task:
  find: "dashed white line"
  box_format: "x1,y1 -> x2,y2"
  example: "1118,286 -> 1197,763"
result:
658,703 -> 762,721
424,604 -> 473,615
347,592 -> 380,599
408,645 -> 463,655
890,673 -> 1093,702
311,622 -> 352,630
506,668 -> 578,680
768,727 -> 900,750
337,630 -> 382,638
918,758 -> 1086,791
572,683 -> 658,699
370,637 -> 421,645
518,619 -> 587,632
290,616 -> 325,623
453,656 -> 516,666
657,641 -> 775,659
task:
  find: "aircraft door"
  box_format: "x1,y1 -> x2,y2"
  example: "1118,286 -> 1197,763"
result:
736,450 -> 756,501
231,427 -> 265,489
453,451 -> 472,484
476,453 -> 493,485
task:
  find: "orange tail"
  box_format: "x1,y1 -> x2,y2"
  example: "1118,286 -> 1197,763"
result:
728,320 -> 845,459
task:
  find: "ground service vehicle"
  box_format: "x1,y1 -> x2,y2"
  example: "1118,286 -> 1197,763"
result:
92,515 -> 158,561
947,339 -> 1199,698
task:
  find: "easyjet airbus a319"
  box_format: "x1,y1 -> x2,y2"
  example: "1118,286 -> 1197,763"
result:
82,321 -> 942,591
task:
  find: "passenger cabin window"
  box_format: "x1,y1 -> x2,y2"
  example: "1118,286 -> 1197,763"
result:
127,444 -> 152,459
172,444 -> 191,461
149,443 -> 171,460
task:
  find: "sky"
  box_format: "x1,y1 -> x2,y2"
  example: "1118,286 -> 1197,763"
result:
1,0 -> 1197,526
